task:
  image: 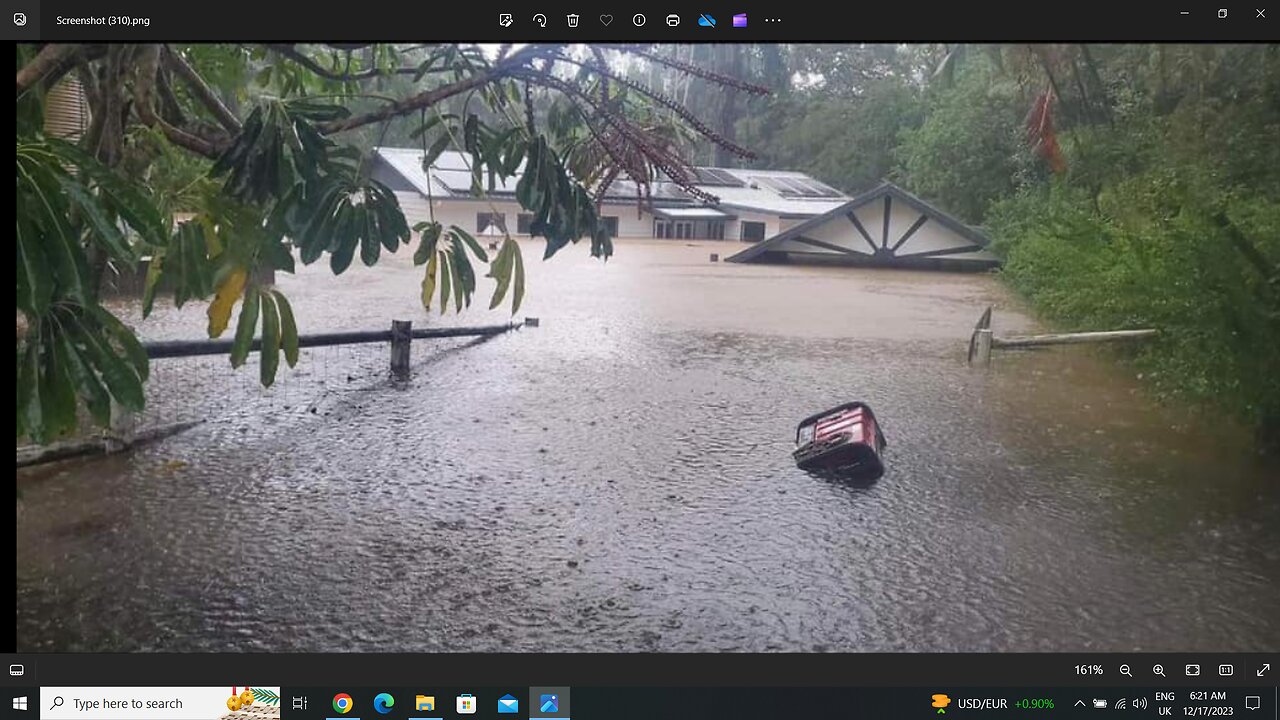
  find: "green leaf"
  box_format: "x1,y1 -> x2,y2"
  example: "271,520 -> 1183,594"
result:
421,133 -> 452,173
259,291 -> 281,387
16,214 -> 52,318
141,254 -> 163,318
230,287 -> 260,369
438,250 -> 452,315
450,245 -> 466,312
487,238 -> 515,310
329,205 -> 358,274
58,331 -> 111,426
272,290 -> 300,368
53,173 -> 134,264
413,222 -> 442,266
40,332 -> 79,441
72,312 -> 145,412
359,208 -> 381,267
93,305 -> 150,382
47,138 -> 168,248
511,239 -> 526,314
452,226 -> 489,262
17,159 -> 90,303
262,239 -> 296,273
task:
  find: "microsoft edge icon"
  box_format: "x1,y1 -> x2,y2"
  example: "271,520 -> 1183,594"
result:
373,693 -> 394,714
498,695 -> 519,714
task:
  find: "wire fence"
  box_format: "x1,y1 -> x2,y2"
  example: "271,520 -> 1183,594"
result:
134,342 -> 391,431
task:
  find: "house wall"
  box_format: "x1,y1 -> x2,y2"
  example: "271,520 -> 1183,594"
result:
728,210 -> 781,242
395,192 -> 793,243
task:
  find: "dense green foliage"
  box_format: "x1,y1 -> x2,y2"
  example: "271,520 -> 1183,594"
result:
706,44 -> 1278,449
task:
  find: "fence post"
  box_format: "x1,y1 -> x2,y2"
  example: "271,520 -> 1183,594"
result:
974,328 -> 993,367
390,319 -> 412,380
105,397 -> 136,453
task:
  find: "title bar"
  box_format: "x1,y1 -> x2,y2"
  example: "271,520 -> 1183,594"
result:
3,3 -> 1276,41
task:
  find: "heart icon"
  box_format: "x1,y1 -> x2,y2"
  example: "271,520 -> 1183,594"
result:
599,14 -> 613,25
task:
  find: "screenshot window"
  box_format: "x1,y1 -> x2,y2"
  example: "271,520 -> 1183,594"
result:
7,2 -> 1278,718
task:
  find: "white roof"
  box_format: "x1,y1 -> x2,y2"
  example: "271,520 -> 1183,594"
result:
695,167 -> 850,217
655,207 -> 733,218
374,147 -> 850,218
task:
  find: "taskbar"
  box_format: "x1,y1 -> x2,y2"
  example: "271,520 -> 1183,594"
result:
2,686 -> 1277,720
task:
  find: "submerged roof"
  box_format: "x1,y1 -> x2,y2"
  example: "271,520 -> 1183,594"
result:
373,147 -> 848,217
727,181 -> 996,266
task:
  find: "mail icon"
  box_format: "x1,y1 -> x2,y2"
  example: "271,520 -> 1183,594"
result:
415,696 -> 434,712
498,695 -> 518,714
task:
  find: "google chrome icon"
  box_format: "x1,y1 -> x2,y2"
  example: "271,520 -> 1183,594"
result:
332,694 -> 353,714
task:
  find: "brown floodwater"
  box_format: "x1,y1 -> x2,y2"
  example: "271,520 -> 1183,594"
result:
15,239 -> 1280,651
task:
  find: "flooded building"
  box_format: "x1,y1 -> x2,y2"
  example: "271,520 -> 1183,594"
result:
726,181 -> 1002,271
371,147 -> 851,243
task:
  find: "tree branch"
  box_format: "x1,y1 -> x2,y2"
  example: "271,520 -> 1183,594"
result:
316,45 -> 552,135
16,44 -> 88,96
162,45 -> 241,132
133,45 -> 220,158
265,43 -> 421,81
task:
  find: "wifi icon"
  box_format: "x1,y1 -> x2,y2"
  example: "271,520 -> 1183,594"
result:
1117,699 -> 1128,710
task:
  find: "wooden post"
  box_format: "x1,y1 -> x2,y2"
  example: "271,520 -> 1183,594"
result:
974,328 -> 993,367
105,397 -> 137,453
390,319 -> 412,381
967,305 -> 993,364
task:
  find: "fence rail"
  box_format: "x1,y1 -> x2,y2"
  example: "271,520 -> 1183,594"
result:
144,321 -> 524,358
967,307 -> 1156,366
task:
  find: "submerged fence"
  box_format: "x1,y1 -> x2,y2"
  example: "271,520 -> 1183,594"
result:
16,318 -> 533,468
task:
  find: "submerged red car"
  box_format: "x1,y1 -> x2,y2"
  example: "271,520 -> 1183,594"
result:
793,402 -> 887,480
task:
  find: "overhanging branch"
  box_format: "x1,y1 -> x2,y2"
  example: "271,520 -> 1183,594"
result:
16,44 -> 103,97
162,46 -> 242,132
316,45 -> 554,135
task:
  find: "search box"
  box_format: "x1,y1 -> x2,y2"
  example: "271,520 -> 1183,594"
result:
41,687 -> 280,720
